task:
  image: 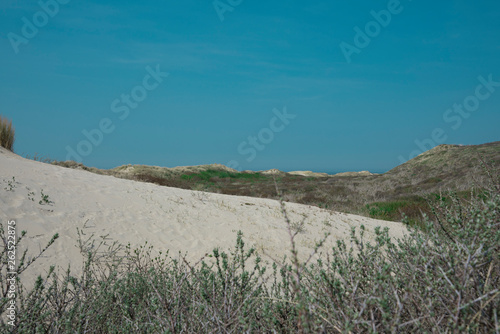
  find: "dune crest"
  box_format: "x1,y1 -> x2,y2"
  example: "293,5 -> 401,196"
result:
0,148 -> 407,284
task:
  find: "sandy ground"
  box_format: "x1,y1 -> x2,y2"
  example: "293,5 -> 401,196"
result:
0,147 -> 407,287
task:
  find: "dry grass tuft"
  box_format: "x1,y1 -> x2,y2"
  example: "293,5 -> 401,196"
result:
0,115 -> 15,151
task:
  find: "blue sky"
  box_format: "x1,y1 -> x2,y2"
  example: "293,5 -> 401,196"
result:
1,0 -> 499,173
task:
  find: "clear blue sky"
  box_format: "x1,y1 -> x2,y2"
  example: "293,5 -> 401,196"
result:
1,0 -> 499,173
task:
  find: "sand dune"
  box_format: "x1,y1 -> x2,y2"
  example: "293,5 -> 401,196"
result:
0,147 -> 407,285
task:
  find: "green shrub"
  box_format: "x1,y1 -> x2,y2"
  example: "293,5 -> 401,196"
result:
365,196 -> 431,229
0,115 -> 15,151
182,170 -> 265,182
1,177 -> 498,332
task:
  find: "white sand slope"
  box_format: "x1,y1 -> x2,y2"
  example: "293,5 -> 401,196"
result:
0,147 -> 407,285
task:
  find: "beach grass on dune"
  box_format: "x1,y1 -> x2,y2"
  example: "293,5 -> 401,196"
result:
0,115 -> 15,152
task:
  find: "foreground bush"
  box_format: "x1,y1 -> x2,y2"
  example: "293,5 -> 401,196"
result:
0,116 -> 15,151
1,183 -> 499,332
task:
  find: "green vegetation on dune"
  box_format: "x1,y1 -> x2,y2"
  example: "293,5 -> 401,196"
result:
181,169 -> 266,181
4,138 -> 500,331
366,196 -> 429,223
2,179 -> 499,332
50,141 -> 500,227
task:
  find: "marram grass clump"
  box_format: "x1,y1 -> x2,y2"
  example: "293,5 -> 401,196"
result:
0,115 -> 15,151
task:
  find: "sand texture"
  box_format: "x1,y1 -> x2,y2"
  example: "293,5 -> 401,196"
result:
0,147 -> 407,285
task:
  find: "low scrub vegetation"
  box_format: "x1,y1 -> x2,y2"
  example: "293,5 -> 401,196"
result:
50,142 -> 500,229
0,115 -> 15,151
365,196 -> 433,229
181,169 -> 265,181
1,175 -> 499,332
